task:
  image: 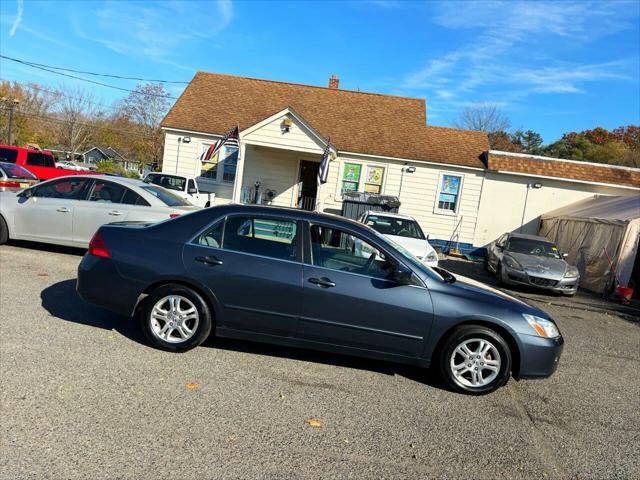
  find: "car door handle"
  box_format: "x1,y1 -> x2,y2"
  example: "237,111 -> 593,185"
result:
108,210 -> 123,216
308,277 -> 336,288
195,255 -> 223,266
56,207 -> 70,213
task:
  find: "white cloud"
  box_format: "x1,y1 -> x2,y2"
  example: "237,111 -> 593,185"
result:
9,0 -> 23,37
401,0 -> 639,112
72,0 -> 234,61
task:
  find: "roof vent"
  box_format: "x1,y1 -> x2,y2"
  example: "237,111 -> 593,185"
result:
328,74 -> 339,89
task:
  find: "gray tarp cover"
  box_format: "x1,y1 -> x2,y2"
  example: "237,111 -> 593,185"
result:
539,195 -> 640,293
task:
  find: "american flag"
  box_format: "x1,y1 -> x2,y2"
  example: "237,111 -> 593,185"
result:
200,124 -> 240,163
317,140 -> 332,185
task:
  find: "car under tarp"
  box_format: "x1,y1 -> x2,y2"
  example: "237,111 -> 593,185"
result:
539,195 -> 640,294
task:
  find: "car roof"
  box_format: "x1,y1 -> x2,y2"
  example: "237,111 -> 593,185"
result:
363,210 -> 415,221
507,232 -> 553,242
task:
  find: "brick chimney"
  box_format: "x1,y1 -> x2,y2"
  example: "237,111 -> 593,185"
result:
328,74 -> 339,89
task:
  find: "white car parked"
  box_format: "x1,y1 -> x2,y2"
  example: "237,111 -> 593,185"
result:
56,161 -> 91,171
143,173 -> 215,208
357,211 -> 439,267
0,175 -> 200,248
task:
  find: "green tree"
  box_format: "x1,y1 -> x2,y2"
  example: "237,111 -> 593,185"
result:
511,130 -> 543,155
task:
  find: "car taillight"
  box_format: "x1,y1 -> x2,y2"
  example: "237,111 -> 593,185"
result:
88,231 -> 111,258
169,213 -> 180,218
0,180 -> 22,188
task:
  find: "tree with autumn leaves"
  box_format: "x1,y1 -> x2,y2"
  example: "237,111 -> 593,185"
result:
455,103 -> 639,167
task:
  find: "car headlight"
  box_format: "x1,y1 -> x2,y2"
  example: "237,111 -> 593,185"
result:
523,314 -> 560,338
564,266 -> 579,278
503,256 -> 522,271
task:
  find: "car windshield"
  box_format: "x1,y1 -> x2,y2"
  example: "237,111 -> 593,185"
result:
507,237 -> 561,259
368,228 -> 450,282
365,215 -> 425,239
0,163 -> 37,180
144,174 -> 186,192
140,186 -> 191,207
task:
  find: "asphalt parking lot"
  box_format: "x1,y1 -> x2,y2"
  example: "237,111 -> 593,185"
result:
1,243 -> 639,479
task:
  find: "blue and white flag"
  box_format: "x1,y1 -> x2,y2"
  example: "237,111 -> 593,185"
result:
317,140 -> 332,185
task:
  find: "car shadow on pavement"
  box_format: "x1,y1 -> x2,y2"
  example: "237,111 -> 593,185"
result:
41,279 -> 148,346
8,239 -> 86,256
42,279 -> 451,392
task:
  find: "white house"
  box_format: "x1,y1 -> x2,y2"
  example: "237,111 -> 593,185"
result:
161,72 -> 640,255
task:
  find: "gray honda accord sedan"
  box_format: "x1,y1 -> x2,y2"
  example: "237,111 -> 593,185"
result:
77,205 -> 563,394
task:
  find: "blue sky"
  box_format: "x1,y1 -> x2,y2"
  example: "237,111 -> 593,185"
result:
1,0 -> 638,143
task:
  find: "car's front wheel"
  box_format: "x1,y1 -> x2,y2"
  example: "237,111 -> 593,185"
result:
141,284 -> 212,352
439,325 -> 512,394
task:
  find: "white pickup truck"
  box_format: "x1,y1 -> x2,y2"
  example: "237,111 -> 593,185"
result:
142,173 -> 215,208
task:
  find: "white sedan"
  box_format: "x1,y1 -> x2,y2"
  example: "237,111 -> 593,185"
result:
357,211 -> 439,267
56,161 -> 91,171
0,175 -> 200,248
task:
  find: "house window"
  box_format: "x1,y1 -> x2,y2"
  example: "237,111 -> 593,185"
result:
341,163 -> 361,193
364,166 -> 384,193
340,162 -> 386,195
437,174 -> 461,211
199,144 -> 238,183
222,147 -> 238,183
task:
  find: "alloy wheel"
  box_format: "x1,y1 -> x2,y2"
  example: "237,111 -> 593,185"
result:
150,295 -> 200,344
449,338 -> 501,388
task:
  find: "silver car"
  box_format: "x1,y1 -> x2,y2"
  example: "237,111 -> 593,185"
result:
485,232 -> 579,296
0,175 -> 200,248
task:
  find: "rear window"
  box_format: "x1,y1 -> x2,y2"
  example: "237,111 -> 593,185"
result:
144,174 -> 186,192
0,163 -> 37,180
141,185 -> 191,207
0,148 -> 18,163
26,152 -> 55,167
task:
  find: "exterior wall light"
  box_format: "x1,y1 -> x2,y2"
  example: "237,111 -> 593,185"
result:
282,118 -> 293,132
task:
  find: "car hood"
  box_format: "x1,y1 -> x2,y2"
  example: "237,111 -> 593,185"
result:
507,252 -> 567,277
385,235 -> 433,258
450,273 -> 534,308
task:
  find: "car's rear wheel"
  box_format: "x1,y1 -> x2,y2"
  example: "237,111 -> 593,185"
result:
141,284 -> 212,352
0,215 -> 8,245
439,325 -> 512,394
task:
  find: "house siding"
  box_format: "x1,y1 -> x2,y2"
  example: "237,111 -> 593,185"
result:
473,172 -> 638,247
320,155 -> 484,246
242,113 -> 325,154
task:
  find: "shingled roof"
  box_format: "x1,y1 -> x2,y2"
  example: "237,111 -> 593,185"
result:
162,72 -> 488,169
486,151 -> 640,189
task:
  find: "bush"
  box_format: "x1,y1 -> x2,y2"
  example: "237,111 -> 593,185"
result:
95,159 -> 140,178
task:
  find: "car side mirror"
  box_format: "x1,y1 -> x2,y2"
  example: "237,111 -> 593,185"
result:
496,244 -> 504,251
391,264 -> 414,285
188,188 -> 198,194
19,188 -> 33,198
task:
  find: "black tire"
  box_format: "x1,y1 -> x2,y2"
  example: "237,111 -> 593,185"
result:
0,215 -> 8,245
439,325 -> 512,395
141,283 -> 212,352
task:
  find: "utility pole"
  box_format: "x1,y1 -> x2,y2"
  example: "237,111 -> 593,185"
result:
1,97 -> 20,145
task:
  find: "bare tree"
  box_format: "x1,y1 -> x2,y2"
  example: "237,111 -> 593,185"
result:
118,83 -> 170,167
453,103 -> 511,133
54,85 -> 99,160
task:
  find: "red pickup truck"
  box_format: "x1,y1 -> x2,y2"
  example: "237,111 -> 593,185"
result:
0,145 -> 96,180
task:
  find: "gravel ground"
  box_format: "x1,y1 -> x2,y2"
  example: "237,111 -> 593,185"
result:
1,242 -> 639,480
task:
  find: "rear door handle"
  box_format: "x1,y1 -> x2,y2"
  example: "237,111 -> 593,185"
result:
56,207 -> 70,213
108,210 -> 122,216
308,277 -> 336,288
195,255 -> 223,266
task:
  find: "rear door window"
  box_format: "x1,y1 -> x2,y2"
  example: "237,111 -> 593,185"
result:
26,152 -> 56,167
88,180 -> 128,203
222,216 -> 298,261
0,148 -> 19,163
33,178 -> 90,200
